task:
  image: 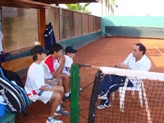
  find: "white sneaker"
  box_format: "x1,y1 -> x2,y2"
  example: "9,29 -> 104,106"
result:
54,108 -> 69,116
46,117 -> 63,123
98,92 -> 108,100
96,104 -> 111,110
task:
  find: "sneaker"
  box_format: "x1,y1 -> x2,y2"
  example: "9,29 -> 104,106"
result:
98,92 -> 107,100
96,104 -> 111,110
46,117 -> 63,123
54,108 -> 69,116
64,94 -> 71,101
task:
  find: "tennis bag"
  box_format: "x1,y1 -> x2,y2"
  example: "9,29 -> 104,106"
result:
44,22 -> 56,51
0,67 -> 30,113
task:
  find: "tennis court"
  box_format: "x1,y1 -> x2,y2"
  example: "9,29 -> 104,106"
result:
77,37 -> 164,123
16,37 -> 164,123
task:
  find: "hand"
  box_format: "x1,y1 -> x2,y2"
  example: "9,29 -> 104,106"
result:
60,55 -> 66,63
114,62 -> 128,69
113,63 -> 120,68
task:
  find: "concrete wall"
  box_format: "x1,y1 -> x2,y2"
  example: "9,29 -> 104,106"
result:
59,31 -> 102,49
102,16 -> 164,38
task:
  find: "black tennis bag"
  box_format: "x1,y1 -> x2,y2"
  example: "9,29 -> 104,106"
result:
44,22 -> 56,51
0,67 -> 30,113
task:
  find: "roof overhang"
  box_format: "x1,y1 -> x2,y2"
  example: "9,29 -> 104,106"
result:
0,0 -> 100,8
33,0 -> 100,4
0,0 -> 49,8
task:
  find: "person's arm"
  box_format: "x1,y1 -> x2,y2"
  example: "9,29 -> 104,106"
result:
45,79 -> 58,85
39,85 -> 53,91
51,55 -> 65,78
65,55 -> 73,73
113,53 -> 131,69
114,62 -> 128,69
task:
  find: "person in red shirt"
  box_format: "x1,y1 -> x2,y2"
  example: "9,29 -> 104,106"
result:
44,44 -> 70,100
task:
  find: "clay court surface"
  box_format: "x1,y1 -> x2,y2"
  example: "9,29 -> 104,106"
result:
16,37 -> 164,123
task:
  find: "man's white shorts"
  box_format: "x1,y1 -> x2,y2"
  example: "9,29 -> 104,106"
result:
37,90 -> 53,104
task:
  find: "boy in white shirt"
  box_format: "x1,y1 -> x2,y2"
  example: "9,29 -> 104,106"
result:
25,45 -> 68,123
63,46 -> 77,76
63,46 -> 83,91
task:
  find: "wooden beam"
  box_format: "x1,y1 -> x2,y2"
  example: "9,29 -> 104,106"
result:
33,0 -> 99,4
38,8 -> 46,46
0,0 -> 99,8
0,0 -> 50,8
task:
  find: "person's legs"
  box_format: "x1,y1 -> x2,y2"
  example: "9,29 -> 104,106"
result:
97,75 -> 127,109
103,79 -> 134,106
99,75 -> 112,93
56,78 -> 63,86
46,92 -> 63,123
51,85 -> 64,99
38,91 -> 63,123
49,92 -> 62,116
57,73 -> 70,93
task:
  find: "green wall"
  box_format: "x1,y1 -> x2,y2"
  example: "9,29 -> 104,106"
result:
59,31 -> 102,49
102,16 -> 164,37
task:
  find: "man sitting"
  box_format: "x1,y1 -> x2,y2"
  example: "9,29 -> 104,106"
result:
97,43 -> 151,109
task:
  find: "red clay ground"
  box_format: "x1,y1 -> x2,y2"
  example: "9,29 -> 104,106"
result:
16,37 -> 164,123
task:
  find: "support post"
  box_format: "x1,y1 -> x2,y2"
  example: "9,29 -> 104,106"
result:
70,64 -> 80,123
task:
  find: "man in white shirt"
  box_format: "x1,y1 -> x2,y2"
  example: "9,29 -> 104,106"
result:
97,43 -> 151,110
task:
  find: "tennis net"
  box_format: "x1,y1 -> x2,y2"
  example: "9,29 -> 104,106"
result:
88,67 -> 164,123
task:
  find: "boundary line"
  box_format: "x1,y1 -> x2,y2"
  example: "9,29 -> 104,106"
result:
154,46 -> 164,56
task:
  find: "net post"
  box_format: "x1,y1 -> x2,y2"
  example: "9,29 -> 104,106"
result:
88,70 -> 103,123
70,64 -> 80,123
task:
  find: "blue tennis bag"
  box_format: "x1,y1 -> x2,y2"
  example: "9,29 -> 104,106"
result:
0,67 -> 30,113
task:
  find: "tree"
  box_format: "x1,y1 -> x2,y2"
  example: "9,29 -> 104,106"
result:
105,0 -> 116,15
65,3 -> 90,13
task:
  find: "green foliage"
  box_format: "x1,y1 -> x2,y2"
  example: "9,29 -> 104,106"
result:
105,0 -> 116,6
65,3 -> 90,13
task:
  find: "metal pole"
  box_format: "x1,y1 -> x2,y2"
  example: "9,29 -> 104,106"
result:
70,64 -> 80,123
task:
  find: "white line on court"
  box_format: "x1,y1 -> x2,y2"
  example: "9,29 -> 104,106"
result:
154,46 -> 164,56
142,83 -> 152,123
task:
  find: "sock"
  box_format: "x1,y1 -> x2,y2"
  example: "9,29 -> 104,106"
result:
65,92 -> 70,97
48,116 -> 53,120
56,105 -> 61,111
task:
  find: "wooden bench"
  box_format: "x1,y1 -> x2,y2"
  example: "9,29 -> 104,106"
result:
2,56 -> 33,80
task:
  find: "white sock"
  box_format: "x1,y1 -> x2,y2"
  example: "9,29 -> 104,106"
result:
56,105 -> 61,111
48,116 -> 53,120
65,92 -> 70,97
